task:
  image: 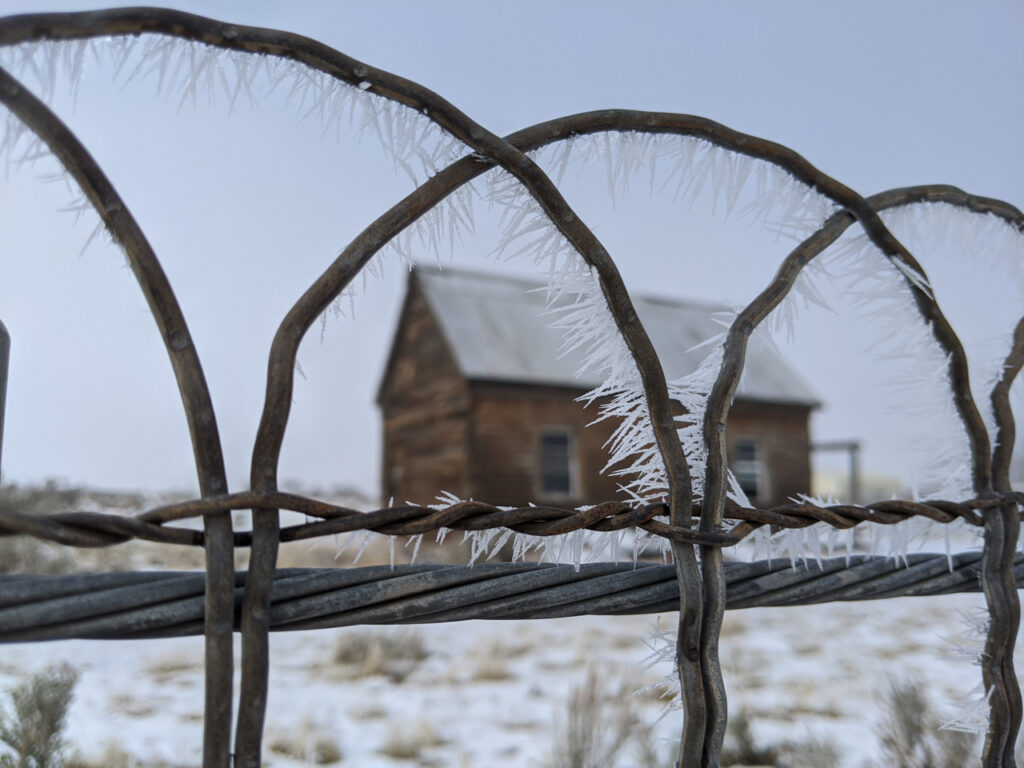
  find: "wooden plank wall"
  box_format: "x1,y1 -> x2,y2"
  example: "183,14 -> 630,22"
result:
378,281 -> 471,504
468,382 -> 623,507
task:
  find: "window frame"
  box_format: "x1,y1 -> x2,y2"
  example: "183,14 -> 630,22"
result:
732,437 -> 768,503
538,426 -> 577,501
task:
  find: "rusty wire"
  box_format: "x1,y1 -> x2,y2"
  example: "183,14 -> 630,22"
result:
0,7 -> 1021,768
1,491 -> 1021,550
0,319 -> 8,475
0,61 -> 239,764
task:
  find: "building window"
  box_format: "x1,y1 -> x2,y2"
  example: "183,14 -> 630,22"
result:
733,439 -> 761,501
540,428 -> 574,497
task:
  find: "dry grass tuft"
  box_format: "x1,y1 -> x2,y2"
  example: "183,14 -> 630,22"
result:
333,629 -> 428,682
349,704 -> 389,722
269,733 -> 342,765
720,708 -> 840,768
146,651 -> 201,683
109,694 -> 156,718
266,712 -> 343,764
461,637 -> 531,683
468,641 -> 513,682
721,709 -> 783,767
548,668 -> 648,768
68,742 -> 150,768
377,720 -> 443,760
470,656 -> 511,682
875,678 -> 977,768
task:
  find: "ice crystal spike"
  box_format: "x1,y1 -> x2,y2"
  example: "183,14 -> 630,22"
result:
532,131 -> 835,242
352,530 -> 375,565
639,618 -> 683,715
881,203 -> 1024,463
1,35 -> 469,189
941,611 -> 993,735
779,227 -> 976,506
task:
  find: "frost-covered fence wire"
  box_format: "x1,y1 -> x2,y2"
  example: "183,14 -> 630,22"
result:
2,492 -> 1022,549
0,8 -> 1020,768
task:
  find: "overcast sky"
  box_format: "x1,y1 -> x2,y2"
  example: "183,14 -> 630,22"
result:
0,1 -> 1021,499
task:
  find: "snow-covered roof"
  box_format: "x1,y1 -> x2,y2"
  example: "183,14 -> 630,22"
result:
412,265 -> 820,407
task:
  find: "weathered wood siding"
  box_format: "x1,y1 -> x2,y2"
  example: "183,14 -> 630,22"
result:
467,383 -> 622,508
726,401 -> 813,507
378,281 -> 471,504
464,386 -> 811,509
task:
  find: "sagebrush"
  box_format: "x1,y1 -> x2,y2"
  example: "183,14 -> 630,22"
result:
0,664 -> 78,768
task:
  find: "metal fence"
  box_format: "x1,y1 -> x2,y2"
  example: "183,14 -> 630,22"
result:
0,8 -> 1021,768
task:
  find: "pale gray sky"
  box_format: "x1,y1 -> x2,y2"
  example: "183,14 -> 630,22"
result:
0,1 -> 1021,498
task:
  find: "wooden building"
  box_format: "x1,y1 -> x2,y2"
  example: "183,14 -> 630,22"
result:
377,266 -> 820,509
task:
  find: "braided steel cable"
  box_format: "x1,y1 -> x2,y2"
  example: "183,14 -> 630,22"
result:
2,552 -> 1017,643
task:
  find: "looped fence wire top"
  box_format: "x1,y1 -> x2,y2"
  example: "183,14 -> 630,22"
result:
0,8 -> 1020,768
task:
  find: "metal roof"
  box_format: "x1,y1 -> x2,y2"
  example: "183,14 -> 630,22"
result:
414,265 -> 820,407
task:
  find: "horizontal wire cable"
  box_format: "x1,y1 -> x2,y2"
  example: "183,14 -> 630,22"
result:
2,551 -> 1017,642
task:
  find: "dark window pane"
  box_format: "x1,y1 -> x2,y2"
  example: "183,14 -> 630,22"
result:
541,472 -> 571,494
734,440 -> 759,499
541,433 -> 570,451
540,430 -> 572,495
736,441 -> 756,461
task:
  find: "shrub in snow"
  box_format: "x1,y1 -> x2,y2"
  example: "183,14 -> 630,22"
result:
0,664 -> 78,768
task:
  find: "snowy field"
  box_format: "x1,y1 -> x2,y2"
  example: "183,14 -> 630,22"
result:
0,588 -> 1008,767
0,490 -> 1014,766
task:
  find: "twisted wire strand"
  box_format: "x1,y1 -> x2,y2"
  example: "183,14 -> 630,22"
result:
1,492 -> 1019,549
2,551 -> 1017,643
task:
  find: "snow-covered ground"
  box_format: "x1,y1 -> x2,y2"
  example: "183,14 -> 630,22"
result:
0,490 -> 1013,766
0,591 -> 1009,767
